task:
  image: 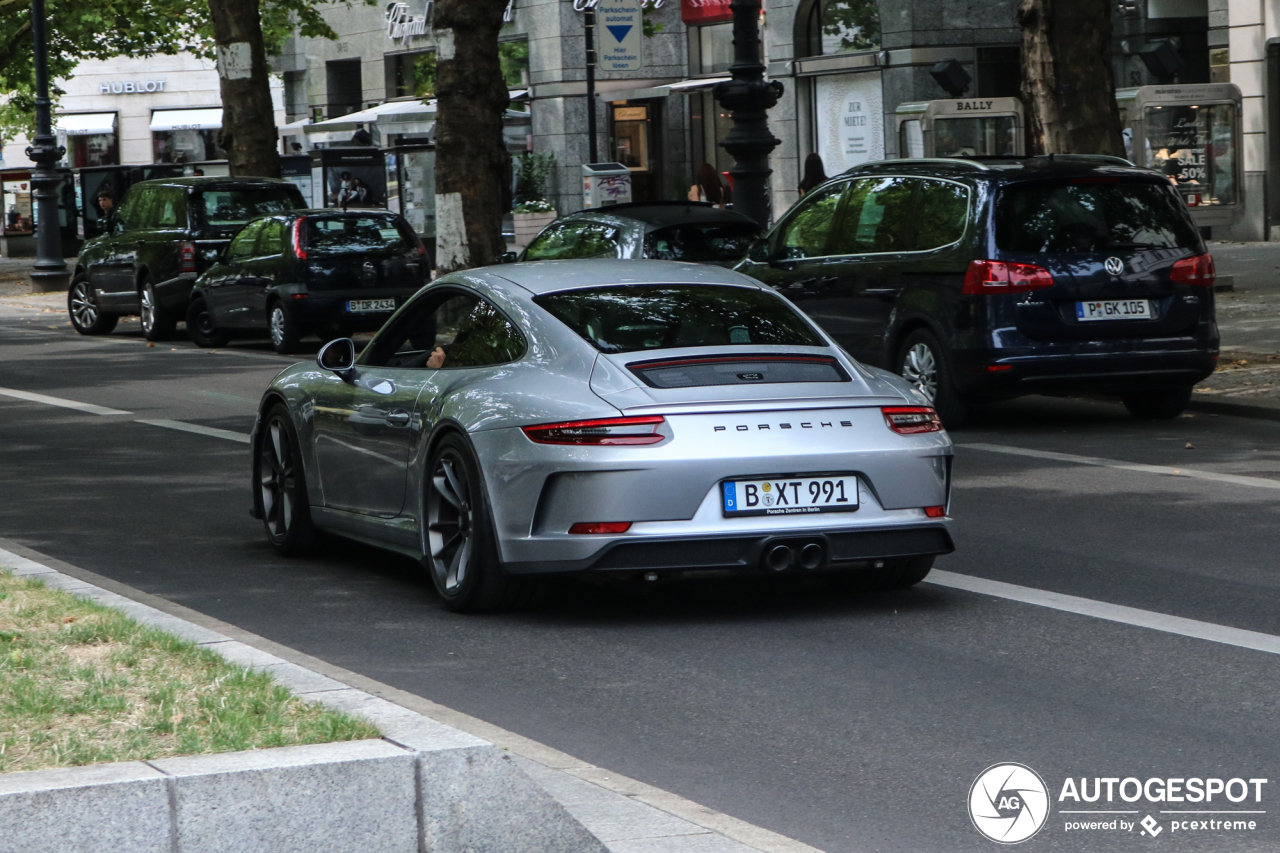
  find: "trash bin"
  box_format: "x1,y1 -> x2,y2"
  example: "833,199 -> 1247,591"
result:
582,163 -> 632,208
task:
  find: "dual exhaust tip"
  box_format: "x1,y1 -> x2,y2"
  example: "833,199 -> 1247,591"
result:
765,542 -> 825,572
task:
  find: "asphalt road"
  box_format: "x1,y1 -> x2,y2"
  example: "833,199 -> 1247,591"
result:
2,312 -> 1278,853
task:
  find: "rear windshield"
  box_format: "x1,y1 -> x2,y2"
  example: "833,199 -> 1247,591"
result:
995,180 -> 1199,253
307,216 -> 415,255
195,187 -> 303,227
643,223 -> 761,264
534,285 -> 825,354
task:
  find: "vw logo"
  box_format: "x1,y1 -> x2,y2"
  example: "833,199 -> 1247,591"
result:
1104,257 -> 1125,276
968,763 -> 1050,844
362,262 -> 376,274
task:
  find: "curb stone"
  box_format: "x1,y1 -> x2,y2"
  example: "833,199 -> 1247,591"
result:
0,542 -> 821,853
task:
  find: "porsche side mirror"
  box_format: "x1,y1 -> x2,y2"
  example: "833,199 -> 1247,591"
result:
496,251 -> 519,264
317,338 -> 357,381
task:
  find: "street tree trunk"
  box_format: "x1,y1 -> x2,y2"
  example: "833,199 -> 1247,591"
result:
433,0 -> 510,272
1018,0 -> 1125,157
208,0 -> 281,177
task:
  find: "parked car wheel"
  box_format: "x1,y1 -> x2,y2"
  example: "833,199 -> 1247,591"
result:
1122,385 -> 1193,420
425,434 -> 538,613
268,301 -> 302,354
896,329 -> 966,428
67,273 -> 118,336
186,297 -> 230,348
255,405 -> 316,556
140,277 -> 177,341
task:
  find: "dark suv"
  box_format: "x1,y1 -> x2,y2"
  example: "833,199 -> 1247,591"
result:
736,156 -> 1218,425
69,177 -> 306,340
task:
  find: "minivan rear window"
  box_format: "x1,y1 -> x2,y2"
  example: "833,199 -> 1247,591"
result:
534,285 -> 824,354
995,180 -> 1199,253
306,216 -> 415,255
195,187 -> 303,227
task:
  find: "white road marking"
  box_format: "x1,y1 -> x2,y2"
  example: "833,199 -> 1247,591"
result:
0,386 -> 131,416
929,570 -> 1280,657
136,419 -> 251,444
960,442 -> 1280,491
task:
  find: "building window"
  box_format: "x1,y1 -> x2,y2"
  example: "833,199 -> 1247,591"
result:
70,134 -> 120,168
613,104 -> 651,171
499,40 -> 530,87
153,130 -> 226,164
977,47 -> 1022,98
285,71 -> 308,122
388,50 -> 436,99
326,58 -> 364,118
697,23 -> 735,75
800,0 -> 881,58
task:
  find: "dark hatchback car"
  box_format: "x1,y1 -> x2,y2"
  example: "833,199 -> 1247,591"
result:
505,201 -> 763,266
69,177 -> 306,341
186,209 -> 428,354
736,155 -> 1218,425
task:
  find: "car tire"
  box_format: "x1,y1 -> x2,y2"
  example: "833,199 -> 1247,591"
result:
140,277 -> 177,342
268,300 -> 302,354
67,273 -> 118,336
1122,385 -> 1193,420
896,329 -> 967,429
867,555 -> 935,591
425,433 -> 539,613
254,405 -> 317,556
186,297 -> 230,348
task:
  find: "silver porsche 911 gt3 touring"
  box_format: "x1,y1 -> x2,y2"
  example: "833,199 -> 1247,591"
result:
250,260 -> 954,611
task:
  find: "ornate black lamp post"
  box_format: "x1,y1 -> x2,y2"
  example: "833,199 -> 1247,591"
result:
27,0 -> 69,293
712,0 -> 783,228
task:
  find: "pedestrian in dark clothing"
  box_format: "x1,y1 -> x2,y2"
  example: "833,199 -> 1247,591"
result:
688,163 -> 728,209
798,153 -> 828,196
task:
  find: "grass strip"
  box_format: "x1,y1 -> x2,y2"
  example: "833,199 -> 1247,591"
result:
0,569 -> 379,774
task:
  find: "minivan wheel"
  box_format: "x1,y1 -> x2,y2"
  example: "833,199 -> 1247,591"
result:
1122,385 -> 1193,420
896,329 -> 967,428
68,274 -> 118,336
186,297 -> 230,348
268,301 -> 301,354
140,278 -> 177,341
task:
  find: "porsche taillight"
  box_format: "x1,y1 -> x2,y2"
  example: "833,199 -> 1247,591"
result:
522,416 -> 666,446
882,407 -> 943,435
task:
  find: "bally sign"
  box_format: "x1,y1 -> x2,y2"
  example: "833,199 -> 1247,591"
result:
681,0 -> 733,24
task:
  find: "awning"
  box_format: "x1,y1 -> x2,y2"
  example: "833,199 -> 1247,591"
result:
306,100 -> 436,135
600,77 -> 730,103
278,117 -> 312,133
55,112 -> 117,136
150,108 -> 223,132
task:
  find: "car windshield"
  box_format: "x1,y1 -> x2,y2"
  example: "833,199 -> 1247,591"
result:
995,179 -> 1199,253
195,187 -> 303,227
643,223 -> 761,264
307,216 -> 414,255
534,285 -> 825,354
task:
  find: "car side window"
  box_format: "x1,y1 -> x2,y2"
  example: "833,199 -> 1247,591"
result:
911,179 -> 970,251
121,186 -> 156,232
524,221 -> 622,261
779,183 -> 844,258
256,219 -> 286,256
367,291 -> 525,369
156,188 -> 187,229
829,176 -> 915,255
227,221 -> 265,261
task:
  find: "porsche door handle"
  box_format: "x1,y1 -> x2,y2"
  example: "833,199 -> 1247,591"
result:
385,410 -> 411,427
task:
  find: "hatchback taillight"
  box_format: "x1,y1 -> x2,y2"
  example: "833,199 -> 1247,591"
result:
522,416 -> 666,446
292,219 -> 308,260
962,260 -> 1054,295
882,407 -> 943,435
1169,253 -> 1215,287
180,241 -> 196,274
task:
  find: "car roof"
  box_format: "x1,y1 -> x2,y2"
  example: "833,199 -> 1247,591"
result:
476,259 -> 768,295
565,201 -> 760,229
290,209 -> 398,218
840,155 -> 1165,185
134,177 -> 301,189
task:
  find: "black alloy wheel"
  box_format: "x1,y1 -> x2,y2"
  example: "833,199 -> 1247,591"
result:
140,277 -> 177,341
1122,385 -> 1193,420
186,297 -> 231,348
68,273 -> 118,336
255,406 -> 315,555
269,301 -> 302,354
425,434 -> 538,613
896,328 -> 967,429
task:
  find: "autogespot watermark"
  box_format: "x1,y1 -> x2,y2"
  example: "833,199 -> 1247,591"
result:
969,765 -> 1269,844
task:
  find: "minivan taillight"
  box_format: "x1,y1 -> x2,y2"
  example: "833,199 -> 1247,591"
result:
522,416 -> 666,446
1169,253 -> 1215,287
292,218 -> 308,260
180,241 -> 196,274
962,260 -> 1054,295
